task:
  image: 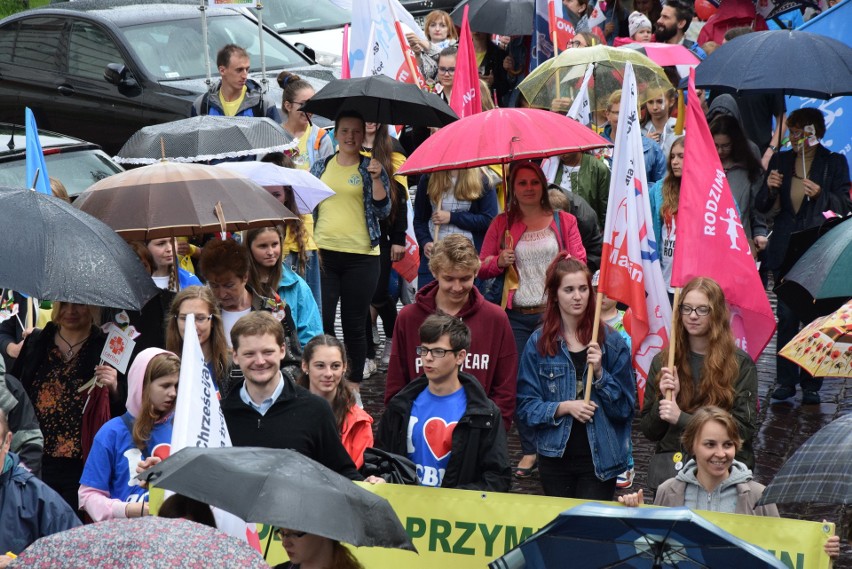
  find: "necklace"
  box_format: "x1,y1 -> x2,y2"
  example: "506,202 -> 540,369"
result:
56,329 -> 90,360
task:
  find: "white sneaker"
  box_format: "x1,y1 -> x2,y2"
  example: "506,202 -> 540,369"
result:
616,468 -> 635,489
362,359 -> 377,380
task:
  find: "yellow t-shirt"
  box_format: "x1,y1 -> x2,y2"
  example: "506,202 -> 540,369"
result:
292,124 -> 322,171
219,86 -> 247,116
314,157 -> 378,255
282,214 -> 318,253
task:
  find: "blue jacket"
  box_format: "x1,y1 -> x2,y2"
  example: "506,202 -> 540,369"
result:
516,327 -> 635,481
310,154 -> 391,248
603,124 -> 668,185
649,178 -> 664,248
277,263 -> 323,347
0,452 -> 81,554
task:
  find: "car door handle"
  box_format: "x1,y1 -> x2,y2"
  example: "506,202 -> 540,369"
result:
57,85 -> 75,96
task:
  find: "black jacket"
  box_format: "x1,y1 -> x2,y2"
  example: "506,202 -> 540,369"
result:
376,372 -> 511,492
221,376 -> 361,481
0,291 -> 33,371
0,373 -> 43,477
568,192 -> 603,273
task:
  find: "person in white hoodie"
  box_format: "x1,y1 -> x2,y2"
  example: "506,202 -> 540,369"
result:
620,406 -> 841,559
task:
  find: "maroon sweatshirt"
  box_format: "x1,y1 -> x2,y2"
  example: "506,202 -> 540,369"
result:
384,281 -> 518,429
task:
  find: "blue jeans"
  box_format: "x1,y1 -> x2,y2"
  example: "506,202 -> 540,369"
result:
285,251 -> 321,314
508,309 -> 544,456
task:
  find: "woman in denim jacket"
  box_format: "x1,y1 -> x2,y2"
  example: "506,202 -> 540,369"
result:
517,255 -> 634,499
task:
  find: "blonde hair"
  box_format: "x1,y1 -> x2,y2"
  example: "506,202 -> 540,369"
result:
51,302 -> 101,327
49,178 -> 70,203
427,168 -> 484,204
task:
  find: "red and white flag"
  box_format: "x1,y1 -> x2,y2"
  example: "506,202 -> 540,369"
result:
599,62 -> 672,406
350,0 -> 425,86
449,5 -> 481,119
672,69 -> 776,358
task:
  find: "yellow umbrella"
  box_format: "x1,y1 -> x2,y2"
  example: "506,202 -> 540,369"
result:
518,45 -> 673,114
779,299 -> 852,377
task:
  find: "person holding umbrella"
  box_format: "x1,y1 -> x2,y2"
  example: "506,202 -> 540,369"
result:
273,529 -> 365,569
757,108 -> 851,405
310,111 -> 391,403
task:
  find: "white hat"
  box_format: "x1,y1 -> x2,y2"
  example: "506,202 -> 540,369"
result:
628,11 -> 653,37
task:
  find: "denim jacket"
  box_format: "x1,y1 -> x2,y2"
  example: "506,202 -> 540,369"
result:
517,326 -> 635,481
310,154 -> 391,248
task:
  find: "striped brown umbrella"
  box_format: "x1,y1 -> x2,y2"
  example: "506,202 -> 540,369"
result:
73,161 -> 297,241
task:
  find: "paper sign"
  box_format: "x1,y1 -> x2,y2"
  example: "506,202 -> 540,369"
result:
100,327 -> 135,374
0,302 -> 19,324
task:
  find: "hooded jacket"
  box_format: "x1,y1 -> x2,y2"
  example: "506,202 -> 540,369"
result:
0,371 -> 43,478
191,78 -> 282,122
384,281 -> 517,429
0,452 -> 82,554
376,372 -> 511,492
655,459 -> 779,517
277,264 -> 322,348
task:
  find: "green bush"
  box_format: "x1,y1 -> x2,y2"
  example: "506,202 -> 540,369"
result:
0,0 -> 50,18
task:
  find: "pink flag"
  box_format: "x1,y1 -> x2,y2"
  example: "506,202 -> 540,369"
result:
449,5 -> 481,118
341,24 -> 351,79
599,62 -> 672,407
672,69 -> 776,358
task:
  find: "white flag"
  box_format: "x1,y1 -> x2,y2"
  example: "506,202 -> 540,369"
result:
567,64 -> 595,126
598,62 -> 671,406
349,0 -> 424,80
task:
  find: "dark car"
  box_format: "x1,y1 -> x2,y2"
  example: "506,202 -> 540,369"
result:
400,0 -> 460,26
0,122 -> 123,198
0,0 -> 338,155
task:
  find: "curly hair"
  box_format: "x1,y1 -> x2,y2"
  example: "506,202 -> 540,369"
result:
132,352 -> 181,452
658,277 -> 739,412
296,335 -> 352,433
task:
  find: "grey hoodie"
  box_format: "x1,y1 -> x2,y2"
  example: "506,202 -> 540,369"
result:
707,95 -> 762,162
677,458 -> 753,513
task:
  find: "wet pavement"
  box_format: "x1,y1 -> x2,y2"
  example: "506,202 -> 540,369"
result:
354,288 -> 851,565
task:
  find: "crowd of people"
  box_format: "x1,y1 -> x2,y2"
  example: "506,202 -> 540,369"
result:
1,0 -> 850,564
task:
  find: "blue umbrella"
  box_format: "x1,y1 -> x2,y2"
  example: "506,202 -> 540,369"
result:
489,503 -> 787,569
695,30 -> 852,99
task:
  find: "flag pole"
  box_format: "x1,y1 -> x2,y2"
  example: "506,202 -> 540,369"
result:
665,287 -> 681,401
548,0 -> 562,101
584,291 -> 604,404
387,0 -> 422,88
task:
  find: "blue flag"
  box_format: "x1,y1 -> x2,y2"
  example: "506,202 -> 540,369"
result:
789,3 -> 852,173
25,107 -> 51,195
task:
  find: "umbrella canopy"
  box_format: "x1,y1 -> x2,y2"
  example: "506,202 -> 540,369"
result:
114,116 -> 297,165
301,75 -> 459,127
774,217 -> 852,322
695,30 -> 852,98
758,412 -> 852,506
779,298 -> 852,378
74,161 -> 297,241
489,503 -> 787,569
0,187 -> 158,310
139,446 -> 416,552
450,0 -> 534,36
10,516 -> 269,569
397,107 -> 611,175
620,42 -> 700,80
215,161 -> 334,214
519,45 -> 673,112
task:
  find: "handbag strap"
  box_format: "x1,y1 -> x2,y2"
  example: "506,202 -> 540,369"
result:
553,211 -> 564,250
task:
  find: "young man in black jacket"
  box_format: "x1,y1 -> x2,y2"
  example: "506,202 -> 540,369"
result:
221,311 -> 362,481
377,314 -> 511,492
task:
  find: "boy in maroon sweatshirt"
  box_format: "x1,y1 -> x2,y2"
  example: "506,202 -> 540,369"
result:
385,235 -> 517,429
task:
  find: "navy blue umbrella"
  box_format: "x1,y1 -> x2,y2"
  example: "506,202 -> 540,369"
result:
695,30 -> 852,99
489,503 -> 787,569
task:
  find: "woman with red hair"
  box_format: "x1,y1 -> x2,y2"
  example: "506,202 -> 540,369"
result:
516,255 -> 634,499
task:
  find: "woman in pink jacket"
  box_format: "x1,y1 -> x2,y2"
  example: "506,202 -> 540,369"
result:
479,161 -> 586,480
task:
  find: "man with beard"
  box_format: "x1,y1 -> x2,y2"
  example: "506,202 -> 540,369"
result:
656,0 -> 705,56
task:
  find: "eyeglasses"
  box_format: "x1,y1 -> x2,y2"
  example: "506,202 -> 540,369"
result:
714,142 -> 732,151
176,313 -> 213,322
437,66 -> 456,75
276,530 -> 307,540
679,304 -> 711,317
415,346 -> 458,358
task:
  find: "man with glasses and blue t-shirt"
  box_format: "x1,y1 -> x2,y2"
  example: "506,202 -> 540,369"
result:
376,314 -> 510,492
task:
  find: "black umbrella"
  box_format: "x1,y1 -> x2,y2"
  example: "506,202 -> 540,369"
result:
301,75 -> 458,127
0,187 -> 158,311
695,30 -> 852,98
450,0 -> 534,36
139,447 -> 416,552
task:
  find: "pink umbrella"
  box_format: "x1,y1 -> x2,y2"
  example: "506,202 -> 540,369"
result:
397,108 -> 611,175
621,42 -> 701,67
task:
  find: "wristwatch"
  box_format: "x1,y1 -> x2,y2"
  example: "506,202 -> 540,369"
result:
768,145 -> 778,152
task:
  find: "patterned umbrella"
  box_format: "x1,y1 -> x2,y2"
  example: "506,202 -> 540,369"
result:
779,299 -> 852,378
758,413 -> 852,506
114,116 -> 297,165
10,517 -> 269,569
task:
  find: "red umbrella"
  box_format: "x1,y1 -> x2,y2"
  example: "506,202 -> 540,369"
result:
396,108 -> 611,175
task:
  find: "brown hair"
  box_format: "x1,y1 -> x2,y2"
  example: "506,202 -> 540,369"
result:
49,178 -> 70,203
217,44 -> 248,68
50,302 -> 101,327
658,277 -> 739,412
787,108 -> 827,139
230,311 -> 285,352
297,334 -> 352,432
661,136 -> 685,230
159,494 -> 217,528
366,123 -> 400,225
199,239 -> 250,280
245,226 -> 284,297
507,162 -> 552,227
419,313 -> 470,352
129,241 -> 154,275
277,71 -> 314,114
166,286 -> 230,388
428,233 -> 481,276
681,406 -> 742,453
132,352 -> 181,451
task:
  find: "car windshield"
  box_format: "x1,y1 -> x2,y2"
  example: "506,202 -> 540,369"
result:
121,14 -> 305,81
0,149 -> 122,198
251,0 -> 349,33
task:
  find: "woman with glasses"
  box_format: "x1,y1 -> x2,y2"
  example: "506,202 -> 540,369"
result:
434,47 -> 457,103
277,71 -> 333,171
516,255 -> 634,499
273,529 -> 364,569
640,276 -> 758,473
756,108 -> 851,405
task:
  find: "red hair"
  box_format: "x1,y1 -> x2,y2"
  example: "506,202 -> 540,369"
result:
537,255 -> 603,357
